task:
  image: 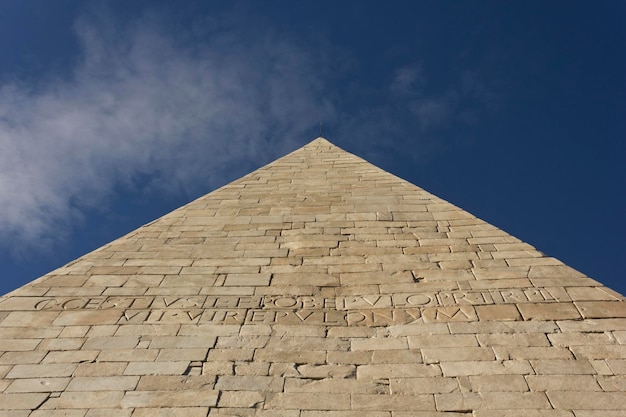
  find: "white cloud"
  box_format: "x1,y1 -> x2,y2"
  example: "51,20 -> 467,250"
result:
410,95 -> 455,129
390,65 -> 425,96
0,9 -> 500,255
0,12 -> 333,250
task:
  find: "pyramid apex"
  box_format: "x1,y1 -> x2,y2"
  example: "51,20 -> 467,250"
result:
308,136 -> 333,145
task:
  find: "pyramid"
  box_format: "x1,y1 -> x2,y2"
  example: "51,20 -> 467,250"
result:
1,137 -> 625,416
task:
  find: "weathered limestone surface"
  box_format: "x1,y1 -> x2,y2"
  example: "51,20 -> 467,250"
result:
1,137 -> 624,415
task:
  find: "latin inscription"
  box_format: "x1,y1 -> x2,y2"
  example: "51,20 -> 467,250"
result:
17,288 -> 568,311
0,287 -> 571,326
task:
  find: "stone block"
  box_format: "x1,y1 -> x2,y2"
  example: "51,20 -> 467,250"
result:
352,393 -> 435,411
567,412 -> 624,417
531,359 -> 595,375
120,390 -> 219,407
97,349 -> 158,362
149,335 -> 217,349
53,310 -> 122,326
7,363 -> 77,378
1,311 -> 60,327
493,346 -> 573,360
235,362 -> 270,376
570,345 -> 626,359
471,267 -> 528,280
327,351 -> 372,365
437,391 -> 551,411
481,391 -> 551,409
218,390 -> 265,407
131,408 -> 208,417
254,350 -> 326,364
469,375 -> 528,392
284,378 -> 387,394
547,391 -> 626,409
6,377 -> 70,393
135,375 -> 216,391
41,391 -> 124,409
449,321 -> 559,334
74,362 -> 128,377
352,337 -> 408,351
597,375 -> 626,391
0,393 -> 48,410
0,339 -> 41,352
156,348 -> 209,361
38,338 -> 85,351
576,301 -> 626,318
440,360 -> 533,377
370,349 -> 422,364
295,364 -> 354,379
517,302 -> 581,320
422,347 -> 495,363
223,273 -> 272,286
123,361 -> 189,376
301,412 -> 388,417
475,305 -> 522,321
526,375 -> 601,391
0,351 -> 47,365
408,334 -> 478,348
0,327 -> 62,339
31,410 -> 90,417
215,375 -> 284,392
43,350 -> 99,364
476,333 -> 550,346
65,376 -> 139,391
548,332 -> 614,346
357,364 -> 441,379
390,377 -> 458,394
265,392 -> 350,410
435,392 -> 482,411
567,287 -> 623,301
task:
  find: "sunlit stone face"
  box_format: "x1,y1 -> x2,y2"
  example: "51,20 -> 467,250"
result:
1,138 -> 624,415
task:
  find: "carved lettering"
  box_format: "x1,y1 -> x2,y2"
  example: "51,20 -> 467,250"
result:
338,295 -> 392,310
422,306 -> 477,323
121,310 -> 149,323
23,285 -> 572,326
34,299 -> 58,310
401,293 -> 435,307
155,297 -> 203,309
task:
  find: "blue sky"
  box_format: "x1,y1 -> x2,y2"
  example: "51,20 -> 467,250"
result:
0,1 -> 624,295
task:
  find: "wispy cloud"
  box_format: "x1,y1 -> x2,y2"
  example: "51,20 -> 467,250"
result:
0,11 -> 331,247
0,11 -> 333,250
388,64 -> 498,131
0,9 -> 499,255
